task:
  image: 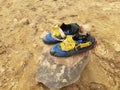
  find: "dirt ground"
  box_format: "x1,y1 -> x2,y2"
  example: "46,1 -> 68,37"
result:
0,0 -> 120,90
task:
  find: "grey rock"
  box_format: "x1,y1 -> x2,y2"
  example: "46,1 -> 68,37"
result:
36,45 -> 90,90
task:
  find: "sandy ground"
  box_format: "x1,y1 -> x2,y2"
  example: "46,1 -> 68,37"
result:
0,0 -> 120,90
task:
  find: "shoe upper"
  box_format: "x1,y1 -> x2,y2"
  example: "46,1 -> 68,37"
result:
50,34 -> 96,57
52,23 -> 80,40
60,35 -> 92,51
43,23 -> 82,44
60,23 -> 80,35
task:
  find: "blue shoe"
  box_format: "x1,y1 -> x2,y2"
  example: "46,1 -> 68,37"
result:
50,34 -> 96,57
43,23 -> 81,44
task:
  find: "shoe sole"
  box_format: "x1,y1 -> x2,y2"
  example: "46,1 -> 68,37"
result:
43,37 -> 60,44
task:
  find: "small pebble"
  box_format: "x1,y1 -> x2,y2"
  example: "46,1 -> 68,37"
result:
0,67 -> 5,73
13,18 -> 18,22
33,43 -> 38,48
112,42 -> 120,52
20,18 -> 30,25
29,23 -> 36,28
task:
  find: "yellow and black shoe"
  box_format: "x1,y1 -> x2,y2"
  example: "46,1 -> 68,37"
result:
50,34 -> 96,57
43,23 -> 81,44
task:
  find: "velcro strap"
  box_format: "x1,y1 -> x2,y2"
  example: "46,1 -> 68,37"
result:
60,36 -> 76,51
75,41 -> 92,51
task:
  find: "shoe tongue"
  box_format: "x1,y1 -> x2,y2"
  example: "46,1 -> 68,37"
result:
60,23 -> 71,31
60,23 -> 80,34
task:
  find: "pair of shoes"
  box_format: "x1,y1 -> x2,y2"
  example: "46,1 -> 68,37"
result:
43,23 -> 96,57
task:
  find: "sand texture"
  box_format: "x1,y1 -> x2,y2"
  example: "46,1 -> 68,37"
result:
0,0 -> 120,90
